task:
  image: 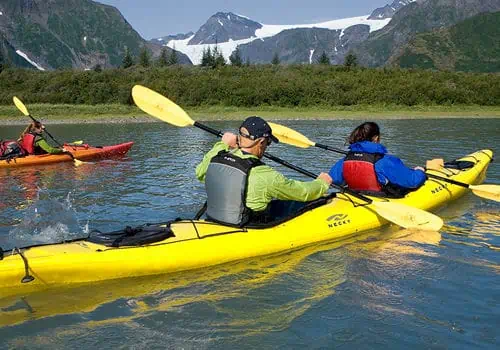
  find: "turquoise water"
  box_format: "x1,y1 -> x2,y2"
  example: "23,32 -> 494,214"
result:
0,119 -> 499,348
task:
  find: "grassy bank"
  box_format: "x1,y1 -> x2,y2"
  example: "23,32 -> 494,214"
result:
1,66 -> 498,125
1,103 -> 499,124
1,66 -> 499,109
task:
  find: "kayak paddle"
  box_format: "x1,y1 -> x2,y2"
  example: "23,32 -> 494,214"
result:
12,96 -> 84,166
269,122 -> 499,202
426,173 -> 499,202
131,84 -> 443,231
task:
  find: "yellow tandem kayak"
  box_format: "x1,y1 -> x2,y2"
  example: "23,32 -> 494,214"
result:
0,149 -> 493,298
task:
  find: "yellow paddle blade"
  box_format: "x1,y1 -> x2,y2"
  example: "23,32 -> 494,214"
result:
268,122 -> 315,148
71,140 -> 84,145
13,96 -> 30,116
131,85 -> 194,127
470,184 -> 500,202
73,159 -> 84,167
371,201 -> 444,231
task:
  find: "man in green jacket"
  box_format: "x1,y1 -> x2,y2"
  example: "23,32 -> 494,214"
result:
196,116 -> 332,226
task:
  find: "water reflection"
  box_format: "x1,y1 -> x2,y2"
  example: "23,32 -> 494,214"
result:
0,226 -> 446,329
0,119 -> 498,348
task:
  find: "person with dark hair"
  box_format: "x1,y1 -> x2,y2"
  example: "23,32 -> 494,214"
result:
328,121 -> 433,198
18,121 -> 65,155
196,116 -> 332,226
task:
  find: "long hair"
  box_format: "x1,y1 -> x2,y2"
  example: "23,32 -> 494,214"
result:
347,122 -> 380,145
18,121 -> 43,142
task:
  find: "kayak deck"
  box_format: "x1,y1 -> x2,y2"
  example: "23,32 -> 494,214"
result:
0,141 -> 134,167
0,149 -> 493,297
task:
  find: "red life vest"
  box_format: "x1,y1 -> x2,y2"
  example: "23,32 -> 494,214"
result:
20,133 -> 36,154
343,152 -> 384,192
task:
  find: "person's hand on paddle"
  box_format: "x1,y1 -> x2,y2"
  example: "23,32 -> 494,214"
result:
317,172 -> 332,185
222,132 -> 238,149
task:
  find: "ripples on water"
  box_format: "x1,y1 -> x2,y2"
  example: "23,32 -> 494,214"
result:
0,119 -> 499,348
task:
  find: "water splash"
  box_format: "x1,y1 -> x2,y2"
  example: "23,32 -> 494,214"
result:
8,190 -> 84,248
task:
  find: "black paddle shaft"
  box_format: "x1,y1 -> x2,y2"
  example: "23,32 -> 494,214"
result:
193,121 -> 373,204
26,114 -> 64,147
27,114 -> 80,154
194,122 -> 223,137
315,143 -> 348,155
261,152 -> 372,204
426,173 -> 470,189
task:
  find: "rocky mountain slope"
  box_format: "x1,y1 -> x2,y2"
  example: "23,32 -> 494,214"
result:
355,0 -> 500,67
0,0 -> 190,70
188,12 -> 262,45
161,13 -> 390,65
368,0 -> 416,19
237,25 -> 371,64
390,10 -> 500,72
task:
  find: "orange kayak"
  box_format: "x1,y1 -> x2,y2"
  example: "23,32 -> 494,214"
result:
0,141 -> 133,167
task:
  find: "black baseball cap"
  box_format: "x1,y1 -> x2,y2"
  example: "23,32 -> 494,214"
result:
239,116 -> 279,143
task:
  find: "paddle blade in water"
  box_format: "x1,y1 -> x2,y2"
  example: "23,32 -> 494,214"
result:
268,122 -> 315,148
132,85 -> 194,127
470,184 -> 500,202
13,96 -> 30,116
371,201 -> 444,231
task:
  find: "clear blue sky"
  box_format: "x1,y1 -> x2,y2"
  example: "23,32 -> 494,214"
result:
96,0 -> 389,39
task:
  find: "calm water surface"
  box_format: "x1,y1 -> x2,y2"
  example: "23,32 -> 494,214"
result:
0,118 -> 499,349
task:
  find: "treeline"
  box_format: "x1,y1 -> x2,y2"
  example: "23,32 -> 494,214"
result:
0,65 -> 498,107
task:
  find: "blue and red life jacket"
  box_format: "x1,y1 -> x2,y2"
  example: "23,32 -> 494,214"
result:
342,152 -> 384,192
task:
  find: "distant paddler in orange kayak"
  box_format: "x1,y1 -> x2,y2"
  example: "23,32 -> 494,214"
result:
11,96 -> 85,166
17,121 -> 68,156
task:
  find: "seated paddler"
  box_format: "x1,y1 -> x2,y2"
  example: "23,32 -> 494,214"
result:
328,121 -> 441,198
196,116 -> 332,226
18,121 -> 66,155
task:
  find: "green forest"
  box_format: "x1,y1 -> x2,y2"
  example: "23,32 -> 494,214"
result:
0,65 -> 499,108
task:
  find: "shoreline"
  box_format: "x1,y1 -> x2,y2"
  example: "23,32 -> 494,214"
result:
1,104 -> 499,125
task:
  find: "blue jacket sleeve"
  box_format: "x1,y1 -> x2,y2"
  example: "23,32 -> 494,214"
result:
328,158 -> 345,186
375,155 -> 426,189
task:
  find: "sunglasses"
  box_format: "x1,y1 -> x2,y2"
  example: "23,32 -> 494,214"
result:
239,130 -> 272,145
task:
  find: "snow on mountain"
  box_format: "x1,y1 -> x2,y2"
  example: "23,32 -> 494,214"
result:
16,50 -> 45,71
309,49 -> 315,64
167,15 -> 390,65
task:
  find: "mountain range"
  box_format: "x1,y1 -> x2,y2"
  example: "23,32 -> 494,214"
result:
158,0 -> 500,71
158,12 -> 390,65
0,0 -> 190,70
1,0 -> 499,72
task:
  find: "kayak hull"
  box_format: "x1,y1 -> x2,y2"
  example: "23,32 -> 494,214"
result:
0,141 -> 134,167
0,149 -> 493,297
